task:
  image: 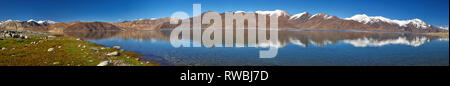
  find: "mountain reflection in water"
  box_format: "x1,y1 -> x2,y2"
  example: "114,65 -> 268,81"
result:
62,30 -> 449,66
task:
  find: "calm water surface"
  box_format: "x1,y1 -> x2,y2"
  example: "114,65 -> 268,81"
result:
64,30 -> 449,66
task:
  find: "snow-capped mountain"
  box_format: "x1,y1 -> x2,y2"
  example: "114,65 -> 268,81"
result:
255,10 -> 291,17
26,19 -> 57,25
1,19 -> 56,25
344,14 -> 431,29
289,12 -> 308,20
309,13 -> 335,20
440,26 -> 449,30
0,19 -> 56,31
2,10 -> 445,33
233,10 -> 291,18
216,10 -> 446,33
289,12 -> 337,20
234,11 -> 246,14
1,19 -> 20,24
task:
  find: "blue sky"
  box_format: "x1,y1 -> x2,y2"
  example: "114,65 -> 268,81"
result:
1,0 -> 448,27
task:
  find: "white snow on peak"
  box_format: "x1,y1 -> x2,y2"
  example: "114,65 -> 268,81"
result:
1,20 -> 20,25
4,19 -> 20,22
1,19 -> 18,25
38,20 -> 56,25
289,12 -> 308,20
439,26 -> 449,30
345,14 -> 431,29
309,13 -> 333,20
24,19 -> 56,25
0,19 -> 56,25
255,10 -> 290,17
27,19 -> 36,22
234,11 -> 246,13
409,18 -> 430,29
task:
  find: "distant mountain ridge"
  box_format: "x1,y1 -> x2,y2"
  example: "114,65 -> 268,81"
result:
1,10 -> 448,33
0,19 -> 56,31
226,10 -> 446,33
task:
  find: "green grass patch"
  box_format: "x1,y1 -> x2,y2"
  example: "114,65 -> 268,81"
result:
0,35 -> 159,66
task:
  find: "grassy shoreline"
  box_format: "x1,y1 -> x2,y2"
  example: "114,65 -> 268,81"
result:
0,32 -> 158,66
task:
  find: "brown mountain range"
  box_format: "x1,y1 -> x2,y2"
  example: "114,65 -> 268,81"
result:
0,20 -> 44,31
1,10 -> 448,33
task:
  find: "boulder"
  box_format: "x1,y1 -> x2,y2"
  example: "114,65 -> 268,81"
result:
97,61 -> 110,66
13,34 -> 20,38
89,47 -> 99,51
106,51 -> 120,56
52,62 -> 60,65
5,34 -> 11,37
113,46 -> 121,49
19,34 -> 25,39
48,48 -> 54,52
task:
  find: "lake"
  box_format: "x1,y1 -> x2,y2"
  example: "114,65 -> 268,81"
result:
63,29 -> 449,66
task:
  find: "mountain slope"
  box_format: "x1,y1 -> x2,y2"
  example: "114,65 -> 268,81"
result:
286,12 -> 376,31
3,10 -> 447,33
344,14 -> 446,32
113,17 -> 172,30
121,10 -> 446,33
0,19 -> 56,31
63,22 -> 123,32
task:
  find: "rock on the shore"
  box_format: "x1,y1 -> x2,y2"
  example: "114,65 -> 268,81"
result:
106,51 -> 120,56
1,47 -> 7,50
48,48 -> 54,52
53,62 -> 60,65
89,47 -> 99,51
97,61 -> 110,66
113,46 -> 121,49
48,35 -> 56,38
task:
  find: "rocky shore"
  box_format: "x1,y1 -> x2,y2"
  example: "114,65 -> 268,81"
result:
1,30 -> 28,39
0,30 -> 158,66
